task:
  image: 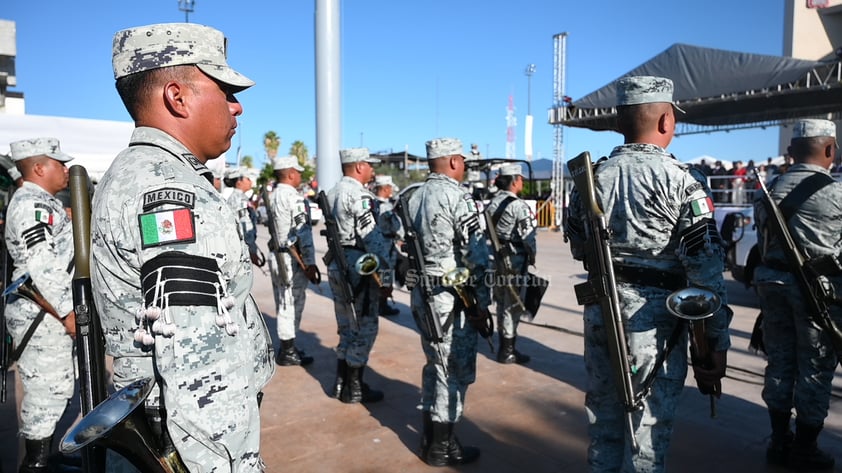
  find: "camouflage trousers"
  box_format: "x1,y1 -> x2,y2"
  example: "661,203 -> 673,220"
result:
5,298 -> 75,440
756,268 -> 840,426
493,256 -> 529,338
328,268 -> 380,368
583,286 -> 687,473
269,252 -> 308,341
411,286 -> 478,423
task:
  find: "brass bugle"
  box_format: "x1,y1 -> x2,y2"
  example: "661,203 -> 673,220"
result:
355,252 -> 382,286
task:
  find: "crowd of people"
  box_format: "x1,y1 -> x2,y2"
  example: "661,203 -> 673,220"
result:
1,20 -> 840,473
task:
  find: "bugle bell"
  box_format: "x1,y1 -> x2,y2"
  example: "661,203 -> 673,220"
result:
60,377 -> 188,473
665,286 -> 721,321
355,252 -> 383,286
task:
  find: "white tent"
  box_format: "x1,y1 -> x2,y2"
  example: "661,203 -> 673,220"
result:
0,114 -> 134,182
0,114 -> 233,182
684,155 -> 733,170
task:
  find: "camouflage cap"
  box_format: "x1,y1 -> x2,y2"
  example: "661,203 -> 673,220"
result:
499,163 -> 524,177
0,154 -> 20,181
339,147 -> 380,164
273,155 -> 304,172
616,75 -> 684,113
224,166 -> 258,181
112,23 -> 254,91
426,137 -> 472,161
792,119 -> 836,139
10,137 -> 74,163
374,175 -> 394,187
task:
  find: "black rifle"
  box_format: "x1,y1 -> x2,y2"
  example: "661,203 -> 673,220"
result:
69,165 -> 108,472
261,188 -> 291,287
754,169 -> 842,364
482,205 -> 532,322
568,151 -> 640,451
396,191 -> 448,370
317,190 -> 358,330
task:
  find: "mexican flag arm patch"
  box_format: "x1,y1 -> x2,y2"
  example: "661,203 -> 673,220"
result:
690,196 -> 714,217
138,208 -> 196,248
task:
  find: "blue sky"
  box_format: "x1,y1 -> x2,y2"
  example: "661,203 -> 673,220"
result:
5,0 -> 785,168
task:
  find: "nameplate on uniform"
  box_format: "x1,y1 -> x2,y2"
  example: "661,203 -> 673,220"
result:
142,188 -> 196,212
138,208 -> 196,248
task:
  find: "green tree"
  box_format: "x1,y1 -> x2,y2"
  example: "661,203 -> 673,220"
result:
263,131 -> 281,160
289,140 -> 316,184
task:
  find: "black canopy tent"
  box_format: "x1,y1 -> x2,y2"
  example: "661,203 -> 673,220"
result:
551,43 -> 842,135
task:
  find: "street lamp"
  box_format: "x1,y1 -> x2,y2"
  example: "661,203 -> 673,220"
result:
525,64 -> 536,116
178,0 -> 195,23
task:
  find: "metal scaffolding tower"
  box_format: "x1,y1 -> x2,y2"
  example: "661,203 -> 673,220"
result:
550,32 -> 568,230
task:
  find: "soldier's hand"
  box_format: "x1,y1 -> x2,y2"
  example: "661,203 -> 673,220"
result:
692,350 -> 727,397
250,250 -> 266,267
379,285 -> 393,299
305,264 -> 321,284
63,311 -> 77,339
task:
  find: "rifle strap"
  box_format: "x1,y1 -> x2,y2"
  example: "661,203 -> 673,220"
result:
778,172 -> 835,222
10,309 -> 47,362
489,196 -> 517,228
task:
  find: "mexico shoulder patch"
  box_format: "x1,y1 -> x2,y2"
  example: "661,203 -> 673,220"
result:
138,208 -> 196,248
690,196 -> 714,216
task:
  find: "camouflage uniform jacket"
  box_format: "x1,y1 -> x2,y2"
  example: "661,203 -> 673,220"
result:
325,176 -> 392,272
5,181 -> 74,316
566,143 -> 730,350
485,190 -> 537,267
406,173 -> 491,307
269,183 -> 316,266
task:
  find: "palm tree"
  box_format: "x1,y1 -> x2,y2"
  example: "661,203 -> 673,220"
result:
289,140 -> 308,167
240,155 -> 254,168
263,131 -> 281,160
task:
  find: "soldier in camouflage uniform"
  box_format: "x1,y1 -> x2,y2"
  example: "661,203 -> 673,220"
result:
485,163 -> 536,365
405,137 -> 489,467
565,76 -> 731,473
754,119 -> 841,471
267,155 -> 320,366
325,147 -> 392,404
91,23 -> 274,472
373,175 -> 401,316
224,167 -> 262,266
5,137 -> 76,473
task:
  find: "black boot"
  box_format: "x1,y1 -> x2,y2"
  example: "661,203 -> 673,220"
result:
766,410 -> 793,466
420,411 -> 434,456
275,338 -> 302,366
789,421 -> 835,471
497,334 -> 530,364
379,297 -> 400,316
340,365 -> 384,404
20,437 -> 51,473
422,421 -> 480,467
333,359 -> 347,399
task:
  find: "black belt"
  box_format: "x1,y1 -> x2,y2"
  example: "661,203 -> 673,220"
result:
613,265 -> 686,291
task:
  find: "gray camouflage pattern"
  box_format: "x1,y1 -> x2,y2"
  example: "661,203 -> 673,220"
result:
791,118 -> 836,139
91,126 -> 274,472
227,188 -> 258,254
4,181 -> 75,439
375,196 -> 403,270
616,76 -> 676,106
324,176 -> 391,367
406,172 -> 490,423
566,143 -> 730,473
111,23 -> 254,90
485,190 -> 536,337
268,183 -> 316,341
753,162 -> 842,427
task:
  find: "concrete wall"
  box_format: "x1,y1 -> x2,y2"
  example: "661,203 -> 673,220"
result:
781,0 -> 842,156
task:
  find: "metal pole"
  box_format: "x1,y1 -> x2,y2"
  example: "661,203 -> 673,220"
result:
315,0 -> 342,193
